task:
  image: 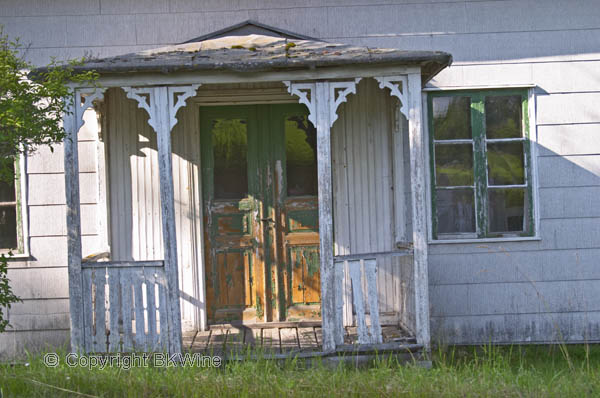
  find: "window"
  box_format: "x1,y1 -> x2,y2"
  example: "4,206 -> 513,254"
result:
428,90 -> 534,240
0,159 -> 25,254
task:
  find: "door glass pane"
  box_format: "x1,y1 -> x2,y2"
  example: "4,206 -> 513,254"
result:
212,119 -> 248,199
432,96 -> 472,140
435,143 -> 474,186
487,142 -> 525,185
488,188 -> 527,233
285,115 -> 317,197
485,95 -> 522,139
0,206 -> 17,249
436,189 -> 476,233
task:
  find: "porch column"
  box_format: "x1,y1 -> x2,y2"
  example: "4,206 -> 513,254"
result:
123,84 -> 199,354
64,105 -> 84,353
406,72 -> 431,350
375,74 -> 431,350
285,79 -> 359,352
64,88 -> 106,352
315,82 -> 337,352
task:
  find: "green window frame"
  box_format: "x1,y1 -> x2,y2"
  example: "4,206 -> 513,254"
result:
0,157 -> 26,254
428,89 -> 534,240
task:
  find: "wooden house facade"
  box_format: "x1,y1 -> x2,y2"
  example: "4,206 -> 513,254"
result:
1,0 -> 599,358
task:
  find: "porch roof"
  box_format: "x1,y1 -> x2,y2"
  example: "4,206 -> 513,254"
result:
62,34 -> 452,84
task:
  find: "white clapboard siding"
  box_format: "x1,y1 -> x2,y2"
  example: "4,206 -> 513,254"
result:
332,78 -> 413,328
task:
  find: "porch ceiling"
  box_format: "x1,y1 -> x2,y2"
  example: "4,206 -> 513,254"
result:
46,34 -> 452,84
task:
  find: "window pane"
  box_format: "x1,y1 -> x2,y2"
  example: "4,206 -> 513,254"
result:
487,142 -> 525,185
432,96 -> 472,140
0,162 -> 15,202
212,119 -> 248,199
485,95 -> 522,139
488,188 -> 528,233
285,115 -> 317,197
0,206 -> 17,249
436,189 -> 476,233
435,144 -> 474,186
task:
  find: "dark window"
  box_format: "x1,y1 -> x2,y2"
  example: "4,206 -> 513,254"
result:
429,91 -> 533,239
285,115 -> 317,197
212,119 -> 248,199
0,162 -> 18,250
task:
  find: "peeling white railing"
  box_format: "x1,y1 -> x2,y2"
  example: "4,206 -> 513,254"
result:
81,261 -> 169,353
334,249 -> 413,347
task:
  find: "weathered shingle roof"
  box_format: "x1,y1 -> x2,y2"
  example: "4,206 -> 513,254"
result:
62,34 -> 452,84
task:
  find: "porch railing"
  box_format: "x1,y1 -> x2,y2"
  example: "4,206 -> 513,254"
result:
334,249 -> 413,347
81,261 -> 169,353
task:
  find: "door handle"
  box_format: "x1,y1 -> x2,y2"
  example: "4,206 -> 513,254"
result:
260,217 -> 274,224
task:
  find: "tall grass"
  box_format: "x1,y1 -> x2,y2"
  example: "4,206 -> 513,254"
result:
1,344 -> 599,397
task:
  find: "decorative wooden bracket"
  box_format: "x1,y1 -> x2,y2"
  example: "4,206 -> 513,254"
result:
123,84 -> 200,133
168,85 -> 201,130
284,78 -> 361,127
374,76 -> 409,118
329,79 -> 361,127
123,86 -> 158,132
74,88 -> 107,132
283,81 -> 316,125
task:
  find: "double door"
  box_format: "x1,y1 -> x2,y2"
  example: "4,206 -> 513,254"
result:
200,104 -> 321,323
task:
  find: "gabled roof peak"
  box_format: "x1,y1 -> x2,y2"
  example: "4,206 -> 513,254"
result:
183,20 -> 320,44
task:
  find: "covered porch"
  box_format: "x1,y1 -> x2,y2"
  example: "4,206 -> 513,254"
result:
60,26 -> 451,357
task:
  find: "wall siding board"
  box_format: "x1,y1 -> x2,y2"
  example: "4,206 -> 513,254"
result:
430,280 -> 600,318
431,311 -> 600,345
27,142 -> 97,174
8,267 -> 69,300
537,93 -> 600,125
538,155 -> 600,188
0,16 -> 67,47
430,248 -> 600,286
65,14 -> 137,47
27,173 -> 97,205
100,0 -> 169,15
537,124 -> 600,157
539,186 -> 600,219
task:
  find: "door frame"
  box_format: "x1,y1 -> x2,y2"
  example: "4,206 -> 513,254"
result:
197,102 -> 318,326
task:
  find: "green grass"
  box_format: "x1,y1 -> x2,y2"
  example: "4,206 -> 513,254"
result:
1,344 -> 600,397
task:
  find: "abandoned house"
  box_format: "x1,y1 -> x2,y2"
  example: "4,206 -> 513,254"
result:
1,1 -> 599,358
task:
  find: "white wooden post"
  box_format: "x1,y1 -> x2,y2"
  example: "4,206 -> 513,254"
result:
64,104 -> 85,353
285,79 -> 359,352
315,81 -> 337,352
123,85 -> 199,353
407,72 -> 431,350
64,88 -> 106,352
375,74 -> 431,350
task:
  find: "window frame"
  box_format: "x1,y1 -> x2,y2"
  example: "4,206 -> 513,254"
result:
0,154 -> 29,256
426,88 -> 538,242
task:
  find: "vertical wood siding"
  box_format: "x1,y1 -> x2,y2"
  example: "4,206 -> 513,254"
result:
106,88 -> 202,330
332,79 -> 413,328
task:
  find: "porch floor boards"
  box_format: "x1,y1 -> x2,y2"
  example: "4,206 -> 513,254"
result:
183,324 -> 416,358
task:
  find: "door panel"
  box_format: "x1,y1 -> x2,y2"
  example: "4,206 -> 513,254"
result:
201,107 -> 260,323
201,104 -> 320,324
274,111 -> 321,321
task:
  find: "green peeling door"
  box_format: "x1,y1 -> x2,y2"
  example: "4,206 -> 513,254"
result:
201,104 -> 321,324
